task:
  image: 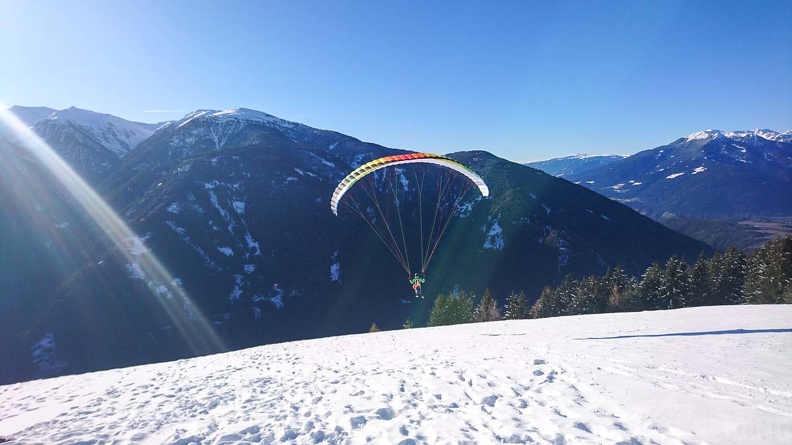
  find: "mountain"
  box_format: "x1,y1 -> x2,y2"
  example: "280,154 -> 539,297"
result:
6,105 -> 56,127
2,305 -> 790,445
562,129 -> 792,249
526,154 -> 625,177
9,106 -> 162,184
0,107 -> 710,384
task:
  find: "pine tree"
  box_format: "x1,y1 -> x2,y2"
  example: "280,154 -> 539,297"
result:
617,282 -> 644,312
428,292 -> 474,326
661,256 -> 689,309
721,247 -> 746,304
639,262 -> 664,310
687,252 -> 711,307
553,275 -> 575,316
570,276 -> 595,315
530,286 -> 555,319
503,291 -> 529,319
403,318 -> 414,329
473,288 -> 501,322
605,266 -> 634,312
369,322 -> 380,333
743,238 -> 792,304
783,283 -> 792,304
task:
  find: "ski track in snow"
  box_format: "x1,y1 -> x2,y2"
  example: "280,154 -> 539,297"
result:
1,306 -> 791,444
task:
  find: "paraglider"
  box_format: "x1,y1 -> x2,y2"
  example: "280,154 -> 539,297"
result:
330,152 -> 489,296
409,273 -> 426,298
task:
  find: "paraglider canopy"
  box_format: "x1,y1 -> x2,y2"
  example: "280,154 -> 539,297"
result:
330,152 -> 489,277
330,153 -> 489,216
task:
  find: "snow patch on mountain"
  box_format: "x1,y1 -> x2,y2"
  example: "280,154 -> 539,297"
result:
294,168 -> 318,178
166,221 -> 220,270
308,151 -> 336,169
124,234 -> 152,279
229,274 -> 244,301
30,332 -> 67,378
244,233 -> 261,258
330,251 -> 341,282
483,216 -> 505,250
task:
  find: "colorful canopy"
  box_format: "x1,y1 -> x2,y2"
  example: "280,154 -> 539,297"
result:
330,153 -> 489,215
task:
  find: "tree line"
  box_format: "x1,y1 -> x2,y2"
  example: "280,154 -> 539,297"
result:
415,236 -> 792,327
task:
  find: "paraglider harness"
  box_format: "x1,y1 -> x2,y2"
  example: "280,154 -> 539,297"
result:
409,273 -> 426,298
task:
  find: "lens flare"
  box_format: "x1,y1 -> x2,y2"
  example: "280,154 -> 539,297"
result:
0,105 -> 226,356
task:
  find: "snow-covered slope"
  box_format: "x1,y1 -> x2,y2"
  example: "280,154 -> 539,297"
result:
37,107 -> 161,157
2,305 -> 790,444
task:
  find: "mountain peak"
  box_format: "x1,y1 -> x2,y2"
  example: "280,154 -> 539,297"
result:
174,108 -> 297,131
684,129 -> 724,141
684,128 -> 792,143
38,107 -> 160,156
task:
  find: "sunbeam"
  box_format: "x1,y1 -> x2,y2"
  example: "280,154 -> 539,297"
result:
0,105 -> 226,357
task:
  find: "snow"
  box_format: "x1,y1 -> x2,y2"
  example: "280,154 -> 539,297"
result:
693,166 -> 707,174
330,251 -> 341,282
666,172 -> 685,179
685,128 -> 792,144
2,305 -> 790,444
687,130 -> 719,140
245,233 -> 261,257
483,218 -> 505,250
44,107 -> 157,156
30,332 -> 67,377
294,168 -> 318,178
229,274 -> 244,301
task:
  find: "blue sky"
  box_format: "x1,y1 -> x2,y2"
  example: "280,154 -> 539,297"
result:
1,0 -> 790,162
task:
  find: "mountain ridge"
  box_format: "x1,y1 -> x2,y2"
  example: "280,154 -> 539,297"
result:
1,105 -> 712,384
533,128 -> 792,249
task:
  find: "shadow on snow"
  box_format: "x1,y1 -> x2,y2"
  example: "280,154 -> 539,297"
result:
577,328 -> 792,340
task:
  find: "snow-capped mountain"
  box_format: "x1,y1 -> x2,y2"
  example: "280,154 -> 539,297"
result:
561,129 -> 792,249
525,154 -> 625,177
1,106 -> 710,384
685,128 -> 792,144
9,106 -> 163,183
6,105 -> 56,127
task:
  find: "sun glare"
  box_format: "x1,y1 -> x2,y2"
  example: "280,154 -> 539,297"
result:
0,106 -> 226,356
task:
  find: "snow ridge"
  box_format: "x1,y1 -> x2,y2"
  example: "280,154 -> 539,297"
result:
685,128 -> 792,144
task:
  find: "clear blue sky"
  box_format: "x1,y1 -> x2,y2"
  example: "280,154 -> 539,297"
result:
1,0 -> 790,161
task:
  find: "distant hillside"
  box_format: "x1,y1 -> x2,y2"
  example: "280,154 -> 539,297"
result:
562,129 -> 792,249
526,154 -> 625,177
